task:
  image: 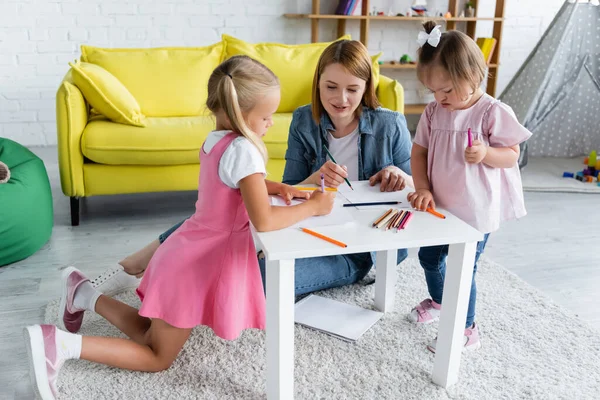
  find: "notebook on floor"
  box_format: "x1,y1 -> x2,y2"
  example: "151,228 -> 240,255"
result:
294,294 -> 384,342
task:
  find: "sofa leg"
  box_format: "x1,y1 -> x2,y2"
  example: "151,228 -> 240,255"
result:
70,197 -> 80,226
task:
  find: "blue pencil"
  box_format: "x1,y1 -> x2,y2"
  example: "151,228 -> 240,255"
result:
343,201 -> 401,207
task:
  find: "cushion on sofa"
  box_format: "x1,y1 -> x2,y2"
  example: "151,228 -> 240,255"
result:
69,60 -> 146,127
222,34 -> 352,113
81,114 -> 293,166
80,43 -> 223,117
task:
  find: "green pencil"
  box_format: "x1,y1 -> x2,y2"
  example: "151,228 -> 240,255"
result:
323,145 -> 353,190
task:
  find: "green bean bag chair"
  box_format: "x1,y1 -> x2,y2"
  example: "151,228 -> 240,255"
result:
0,137 -> 53,267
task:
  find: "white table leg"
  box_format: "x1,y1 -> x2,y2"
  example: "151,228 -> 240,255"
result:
374,249 -> 397,312
432,241 -> 477,388
266,258 -> 295,400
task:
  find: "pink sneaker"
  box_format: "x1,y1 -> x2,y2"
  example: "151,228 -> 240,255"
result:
408,298 -> 441,324
426,322 -> 482,353
23,325 -> 65,400
57,266 -> 88,333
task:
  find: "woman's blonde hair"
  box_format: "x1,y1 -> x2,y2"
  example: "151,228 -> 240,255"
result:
206,55 -> 279,163
312,39 -> 380,124
416,21 -> 487,99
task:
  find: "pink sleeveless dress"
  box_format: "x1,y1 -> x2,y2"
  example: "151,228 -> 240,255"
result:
136,132 -> 266,340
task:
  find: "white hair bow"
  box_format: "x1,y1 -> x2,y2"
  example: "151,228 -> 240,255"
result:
417,25 -> 442,48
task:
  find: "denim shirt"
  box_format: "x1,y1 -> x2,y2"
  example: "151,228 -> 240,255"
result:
283,105 -> 412,185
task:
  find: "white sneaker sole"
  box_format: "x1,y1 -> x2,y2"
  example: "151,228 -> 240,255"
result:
23,325 -> 55,400
57,266 -> 78,332
407,311 -> 440,325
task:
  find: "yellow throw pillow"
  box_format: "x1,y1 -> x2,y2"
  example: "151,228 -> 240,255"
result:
69,60 -> 145,127
80,43 -> 223,117
222,34 -> 352,113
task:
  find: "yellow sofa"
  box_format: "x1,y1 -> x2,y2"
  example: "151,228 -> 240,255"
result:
56,35 -> 405,225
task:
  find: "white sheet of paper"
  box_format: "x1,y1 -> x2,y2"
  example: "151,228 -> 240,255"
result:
294,294 -> 384,342
337,180 -> 410,209
269,196 -> 353,229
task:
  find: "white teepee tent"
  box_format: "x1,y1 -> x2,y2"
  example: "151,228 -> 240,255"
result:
499,0 -> 600,167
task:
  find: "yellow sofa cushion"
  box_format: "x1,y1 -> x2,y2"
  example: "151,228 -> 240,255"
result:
81,114 -> 293,166
222,35 -> 382,113
222,34 -> 352,113
80,43 -> 223,117
68,61 -> 146,127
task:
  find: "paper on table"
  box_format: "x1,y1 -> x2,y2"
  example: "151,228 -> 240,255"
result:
294,294 -> 383,342
269,196 -> 353,229
338,180 -> 410,209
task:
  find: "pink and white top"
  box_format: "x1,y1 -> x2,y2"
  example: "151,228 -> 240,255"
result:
414,94 -> 532,233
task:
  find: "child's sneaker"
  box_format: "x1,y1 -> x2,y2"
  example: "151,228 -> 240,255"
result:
91,265 -> 141,297
408,298 -> 441,324
426,322 -> 481,353
58,267 -> 91,333
23,325 -> 66,400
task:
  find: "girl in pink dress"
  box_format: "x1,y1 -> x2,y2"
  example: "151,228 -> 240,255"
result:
407,22 -> 532,352
23,55 -> 335,400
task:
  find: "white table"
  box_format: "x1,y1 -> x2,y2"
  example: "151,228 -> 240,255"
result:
254,188 -> 484,399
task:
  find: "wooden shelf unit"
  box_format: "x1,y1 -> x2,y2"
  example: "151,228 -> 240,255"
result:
285,0 -> 505,114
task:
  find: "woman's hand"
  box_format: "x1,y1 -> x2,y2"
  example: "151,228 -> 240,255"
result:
275,184 -> 311,205
465,140 -> 488,164
318,160 -> 348,188
369,166 -> 407,192
307,190 -> 335,216
407,189 -> 435,211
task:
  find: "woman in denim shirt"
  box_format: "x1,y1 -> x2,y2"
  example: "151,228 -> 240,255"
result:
90,40 -> 413,297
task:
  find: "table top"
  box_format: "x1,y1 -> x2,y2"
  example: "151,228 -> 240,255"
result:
254,183 -> 484,261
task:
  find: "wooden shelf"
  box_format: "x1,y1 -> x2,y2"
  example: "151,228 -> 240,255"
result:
283,14 -> 504,22
379,62 -> 499,69
404,104 -> 427,114
290,0 -> 506,112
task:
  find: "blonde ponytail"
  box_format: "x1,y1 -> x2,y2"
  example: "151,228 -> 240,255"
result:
218,75 -> 268,162
206,55 -> 279,165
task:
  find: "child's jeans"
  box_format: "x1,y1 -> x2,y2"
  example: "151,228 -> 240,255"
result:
159,219 -> 408,297
418,233 -> 490,329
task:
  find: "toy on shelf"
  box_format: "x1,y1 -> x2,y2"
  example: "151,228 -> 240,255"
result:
399,54 -> 416,64
444,11 -> 452,18
563,150 -> 600,185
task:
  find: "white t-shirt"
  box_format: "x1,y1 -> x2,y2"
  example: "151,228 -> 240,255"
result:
327,126 -> 359,181
203,130 -> 266,189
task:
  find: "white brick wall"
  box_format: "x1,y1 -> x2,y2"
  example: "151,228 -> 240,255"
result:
0,0 -> 565,145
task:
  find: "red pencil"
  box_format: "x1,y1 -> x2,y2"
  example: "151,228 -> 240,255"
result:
400,211 -> 414,229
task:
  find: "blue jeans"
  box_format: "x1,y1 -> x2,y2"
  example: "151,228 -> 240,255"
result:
418,233 -> 490,329
159,219 -> 408,297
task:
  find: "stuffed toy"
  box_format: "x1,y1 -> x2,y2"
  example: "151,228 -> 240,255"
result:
0,160 -> 10,183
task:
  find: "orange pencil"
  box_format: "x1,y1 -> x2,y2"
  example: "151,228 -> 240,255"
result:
372,208 -> 393,227
426,208 -> 446,219
300,227 -> 347,248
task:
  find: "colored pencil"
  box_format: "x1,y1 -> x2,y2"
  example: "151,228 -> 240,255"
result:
426,208 -> 446,219
372,208 -> 393,227
295,186 -> 337,192
388,211 -> 403,231
323,145 -> 354,190
320,173 -> 325,193
376,209 -> 398,229
399,211 -> 414,229
467,128 -> 473,147
396,210 -> 410,231
385,211 -> 400,230
300,227 -> 347,248
342,201 -> 401,207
